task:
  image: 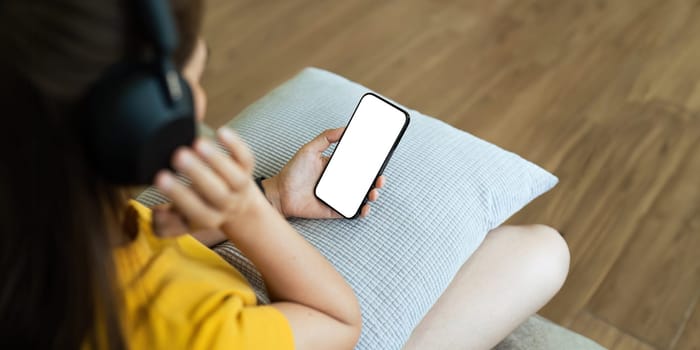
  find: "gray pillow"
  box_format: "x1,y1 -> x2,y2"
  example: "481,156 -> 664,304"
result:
137,67 -> 557,350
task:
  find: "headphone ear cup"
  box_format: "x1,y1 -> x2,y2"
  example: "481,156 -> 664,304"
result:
83,63 -> 195,184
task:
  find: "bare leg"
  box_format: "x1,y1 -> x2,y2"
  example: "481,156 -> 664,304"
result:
402,225 -> 570,350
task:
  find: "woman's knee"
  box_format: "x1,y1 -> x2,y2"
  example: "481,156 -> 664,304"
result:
490,224 -> 570,296
522,224 -> 570,294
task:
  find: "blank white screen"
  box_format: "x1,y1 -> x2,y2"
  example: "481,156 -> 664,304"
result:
315,94 -> 407,218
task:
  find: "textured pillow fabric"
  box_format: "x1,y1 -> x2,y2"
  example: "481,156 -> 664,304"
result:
137,67 -> 558,349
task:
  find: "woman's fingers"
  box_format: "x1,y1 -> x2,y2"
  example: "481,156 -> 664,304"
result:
194,139 -> 249,190
156,131 -> 260,231
173,147 -> 231,208
360,204 -> 370,217
155,170 -> 221,228
366,176 -> 385,202
375,175 -> 386,189
362,176 -> 388,216
217,127 -> 255,174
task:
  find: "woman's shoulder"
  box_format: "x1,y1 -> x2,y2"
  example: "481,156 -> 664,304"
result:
115,201 -> 293,349
115,201 -> 256,303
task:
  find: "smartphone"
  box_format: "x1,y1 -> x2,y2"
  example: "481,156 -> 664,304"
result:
314,93 -> 410,219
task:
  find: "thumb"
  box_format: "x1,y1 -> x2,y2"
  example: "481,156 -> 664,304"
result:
304,127 -> 344,153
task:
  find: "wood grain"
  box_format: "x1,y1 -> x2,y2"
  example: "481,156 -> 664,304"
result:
570,312 -> 656,350
587,136 -> 700,349
570,311 -> 628,349
614,335 -> 659,350
200,0 -> 700,348
675,296 -> 700,350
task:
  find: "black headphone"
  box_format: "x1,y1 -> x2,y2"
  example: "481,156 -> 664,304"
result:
82,0 -> 195,185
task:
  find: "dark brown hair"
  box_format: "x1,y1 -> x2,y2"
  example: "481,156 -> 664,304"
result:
0,0 -> 202,348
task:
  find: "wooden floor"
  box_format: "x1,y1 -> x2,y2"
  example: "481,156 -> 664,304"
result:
201,1 -> 700,349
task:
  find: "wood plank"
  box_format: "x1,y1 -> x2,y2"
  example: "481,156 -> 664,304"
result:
202,0 -> 387,127
511,104 -> 700,326
673,295 -> 700,350
613,335 -> 658,350
587,133 -> 700,348
500,0 -> 700,328
569,311 -> 627,349
569,311 -> 657,350
203,0 -> 459,128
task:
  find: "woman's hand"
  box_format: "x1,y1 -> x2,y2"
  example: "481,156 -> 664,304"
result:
264,127 -> 386,219
154,127 -> 268,232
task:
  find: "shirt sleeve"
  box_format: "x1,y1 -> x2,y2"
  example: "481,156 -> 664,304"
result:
189,298 -> 295,350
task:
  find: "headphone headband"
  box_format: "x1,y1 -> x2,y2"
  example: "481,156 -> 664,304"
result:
137,0 -> 179,55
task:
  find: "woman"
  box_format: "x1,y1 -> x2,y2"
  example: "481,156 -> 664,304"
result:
0,0 -> 570,349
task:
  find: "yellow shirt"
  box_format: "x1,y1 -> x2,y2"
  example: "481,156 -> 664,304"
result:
114,200 -> 294,349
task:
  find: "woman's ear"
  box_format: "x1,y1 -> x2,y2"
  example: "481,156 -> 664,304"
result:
182,39 -> 208,121
190,80 -> 207,122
